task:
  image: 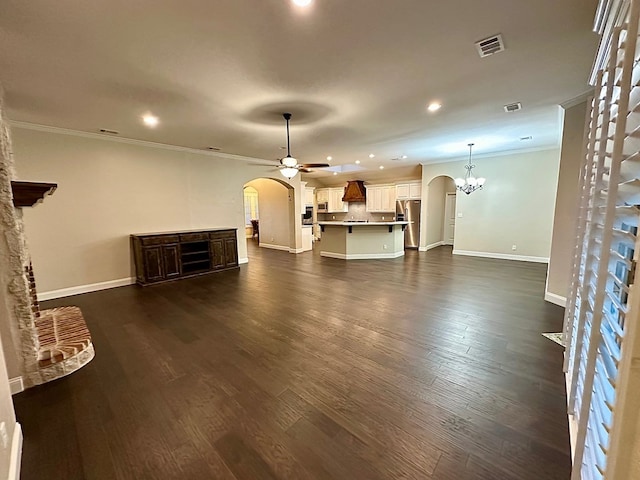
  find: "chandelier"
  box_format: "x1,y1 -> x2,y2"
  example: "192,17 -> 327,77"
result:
454,143 -> 486,194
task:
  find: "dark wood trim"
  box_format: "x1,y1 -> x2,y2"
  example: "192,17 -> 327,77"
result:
11,181 -> 57,208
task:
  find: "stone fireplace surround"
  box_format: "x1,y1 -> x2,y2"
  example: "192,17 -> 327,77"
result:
0,94 -> 94,390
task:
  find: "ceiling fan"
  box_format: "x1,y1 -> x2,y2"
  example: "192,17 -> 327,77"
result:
277,113 -> 330,179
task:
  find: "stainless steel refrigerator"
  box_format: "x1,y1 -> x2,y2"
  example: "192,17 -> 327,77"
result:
396,199 -> 421,249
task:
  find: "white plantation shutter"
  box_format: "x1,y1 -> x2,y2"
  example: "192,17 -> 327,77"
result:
565,2 -> 640,478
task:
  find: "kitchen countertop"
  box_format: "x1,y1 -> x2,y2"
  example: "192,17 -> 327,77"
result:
317,221 -> 410,226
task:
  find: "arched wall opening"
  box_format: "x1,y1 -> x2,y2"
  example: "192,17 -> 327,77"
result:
422,175 -> 457,251
243,177 -> 296,254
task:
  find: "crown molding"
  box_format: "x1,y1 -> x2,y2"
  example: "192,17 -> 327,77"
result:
419,144 -> 560,166
560,91 -> 594,109
7,120 -> 274,165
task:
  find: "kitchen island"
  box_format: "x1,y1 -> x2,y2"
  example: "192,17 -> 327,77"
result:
317,221 -> 409,260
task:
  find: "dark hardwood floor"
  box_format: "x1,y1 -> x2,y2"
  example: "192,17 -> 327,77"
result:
14,242 -> 570,480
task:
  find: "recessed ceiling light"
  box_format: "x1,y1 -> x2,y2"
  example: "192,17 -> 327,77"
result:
355,160 -> 361,164
327,156 -> 332,161
292,0 -> 312,6
379,166 -> 384,170
369,154 -> 375,158
333,172 -> 338,175
401,155 -> 408,159
142,114 -> 159,127
427,102 -> 442,112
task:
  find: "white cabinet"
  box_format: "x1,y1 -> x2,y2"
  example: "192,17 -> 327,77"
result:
365,185 -> 395,212
328,187 -> 348,212
304,187 -> 315,206
316,188 -> 329,204
301,226 -> 313,251
316,187 -> 346,212
396,182 -> 422,200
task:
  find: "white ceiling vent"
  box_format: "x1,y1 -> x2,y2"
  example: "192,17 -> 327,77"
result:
504,102 -> 522,113
475,34 -> 505,58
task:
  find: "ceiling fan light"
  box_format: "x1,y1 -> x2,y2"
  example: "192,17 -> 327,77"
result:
282,155 -> 297,167
281,167 -> 299,179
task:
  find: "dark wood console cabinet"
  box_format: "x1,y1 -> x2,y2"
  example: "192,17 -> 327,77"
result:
131,228 -> 239,285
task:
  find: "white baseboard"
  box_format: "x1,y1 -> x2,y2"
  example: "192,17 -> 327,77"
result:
289,248 -> 305,254
320,251 -> 405,260
38,277 -> 136,301
259,243 -> 290,252
8,423 -> 22,480
453,249 -> 549,263
419,241 -> 445,252
238,257 -> 249,265
8,377 -> 23,395
545,291 -> 567,308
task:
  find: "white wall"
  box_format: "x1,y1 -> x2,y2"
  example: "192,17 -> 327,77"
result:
421,148 -> 561,261
11,125 -> 302,295
547,101 -> 588,304
245,178 -> 291,250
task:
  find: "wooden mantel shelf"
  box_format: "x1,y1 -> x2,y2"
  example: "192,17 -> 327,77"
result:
11,181 -> 57,208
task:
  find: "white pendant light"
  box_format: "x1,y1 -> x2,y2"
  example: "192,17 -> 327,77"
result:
280,167 -> 299,179
281,155 -> 298,168
280,113 -> 300,178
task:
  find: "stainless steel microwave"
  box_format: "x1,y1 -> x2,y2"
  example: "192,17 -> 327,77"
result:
317,202 -> 328,213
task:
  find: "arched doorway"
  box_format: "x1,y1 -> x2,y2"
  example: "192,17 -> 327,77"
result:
243,177 -> 296,255
424,175 -> 457,251
243,186 -> 259,241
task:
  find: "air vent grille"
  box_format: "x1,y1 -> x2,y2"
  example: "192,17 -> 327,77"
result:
99,128 -> 119,135
475,34 -> 505,58
504,102 -> 522,113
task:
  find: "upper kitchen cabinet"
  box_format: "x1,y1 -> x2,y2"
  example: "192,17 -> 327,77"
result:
304,187 -> 315,206
396,182 -> 422,200
316,188 -> 329,204
365,185 -> 395,212
328,187 -> 348,212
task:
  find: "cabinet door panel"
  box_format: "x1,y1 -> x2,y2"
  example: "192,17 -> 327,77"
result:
143,246 -> 164,282
224,238 -> 238,267
381,187 -> 391,212
305,187 -> 315,205
316,189 -> 329,203
409,183 -> 422,199
396,184 -> 410,200
211,239 -> 226,270
163,244 -> 181,279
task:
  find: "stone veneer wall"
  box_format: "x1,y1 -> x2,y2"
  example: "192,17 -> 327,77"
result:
0,91 -> 40,387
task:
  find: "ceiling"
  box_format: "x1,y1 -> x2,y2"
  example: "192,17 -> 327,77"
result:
0,0 -> 600,179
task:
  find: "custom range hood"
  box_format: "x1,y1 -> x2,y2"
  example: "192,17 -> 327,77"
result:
342,180 -> 366,202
